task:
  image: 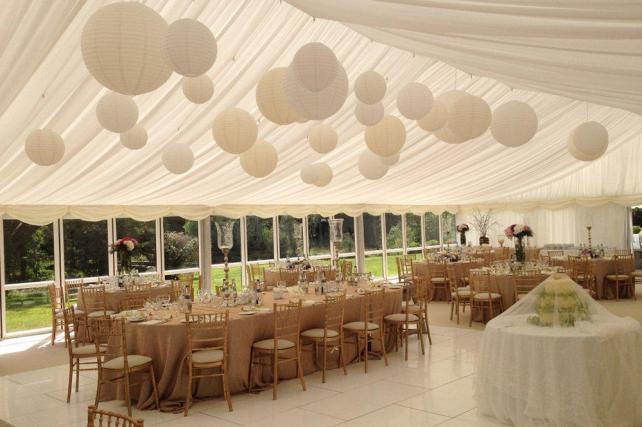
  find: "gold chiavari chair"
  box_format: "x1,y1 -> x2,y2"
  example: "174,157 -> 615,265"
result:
568,255 -> 596,296
169,280 -> 182,301
48,283 -> 65,346
339,259 -> 353,276
605,254 -> 635,300
396,255 -> 414,284
469,270 -> 503,327
87,405 -> 144,427
301,292 -> 347,383
80,285 -> 115,320
248,301 -> 306,400
184,311 -> 232,415
384,282 -> 425,360
426,261 -> 449,301
477,251 -> 495,266
513,270 -> 543,302
63,278 -> 85,312
314,265 -> 334,280
614,249 -> 632,256
446,265 -> 472,325
177,273 -> 195,300
413,276 -> 432,344
125,282 -> 152,294
119,292 -> 149,312
547,250 -> 566,268
494,247 -> 510,261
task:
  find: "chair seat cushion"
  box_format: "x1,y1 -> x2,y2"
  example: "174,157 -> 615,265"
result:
191,349 -> 224,364
402,304 -> 421,313
384,313 -> 419,322
431,277 -> 446,283
631,271 -> 642,277
301,328 -> 339,339
473,292 -> 502,301
606,274 -> 630,281
72,344 -> 106,355
103,355 -> 152,370
451,287 -> 472,297
55,311 -> 64,318
343,321 -> 379,331
87,310 -> 115,318
252,338 -> 295,350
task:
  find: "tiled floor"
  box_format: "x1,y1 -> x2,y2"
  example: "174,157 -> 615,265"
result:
0,326 -> 509,427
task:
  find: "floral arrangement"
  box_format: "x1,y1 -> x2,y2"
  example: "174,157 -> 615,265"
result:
504,224 -> 533,239
110,236 -> 139,273
456,224 -> 470,233
471,209 -> 497,245
527,274 -> 590,327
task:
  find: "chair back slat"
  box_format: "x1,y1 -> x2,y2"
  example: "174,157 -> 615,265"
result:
81,285 -> 108,316
87,405 -> 144,427
470,269 -> 494,296
186,311 -> 229,356
323,293 -> 346,332
274,301 -> 302,342
90,317 -> 128,368
362,289 -> 385,327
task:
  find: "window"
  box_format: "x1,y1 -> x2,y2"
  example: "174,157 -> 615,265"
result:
385,213 -> 402,278
246,216 -> 274,261
5,288 -> 52,333
278,215 -> 303,259
406,214 -> 422,253
424,212 -> 440,246
64,219 -> 109,279
308,214 -> 330,257
363,214 -> 383,277
3,220 -> 54,284
211,216 -> 242,287
441,211 -> 457,245
115,218 -> 156,272
334,214 -> 355,255
163,217 -> 199,271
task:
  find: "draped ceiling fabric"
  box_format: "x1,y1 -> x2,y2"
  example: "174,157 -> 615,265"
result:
0,0 -> 641,225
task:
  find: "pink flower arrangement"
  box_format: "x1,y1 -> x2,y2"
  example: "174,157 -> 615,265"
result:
504,224 -> 533,239
111,236 -> 139,253
456,224 -> 470,233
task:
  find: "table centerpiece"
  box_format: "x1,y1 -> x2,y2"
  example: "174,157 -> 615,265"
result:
504,224 -> 533,263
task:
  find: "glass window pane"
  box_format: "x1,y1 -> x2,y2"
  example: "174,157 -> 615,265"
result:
279,215 -> 303,259
334,214 -> 355,255
246,216 -> 274,261
115,218 -> 156,272
363,214 -> 383,277
210,216 -> 241,264
3,220 -> 54,284
6,288 -> 51,333
441,211 -> 457,245
424,213 -> 440,247
163,217 -> 199,270
385,214 -> 402,279
308,214 -> 330,256
64,219 -> 109,279
406,214 -> 422,249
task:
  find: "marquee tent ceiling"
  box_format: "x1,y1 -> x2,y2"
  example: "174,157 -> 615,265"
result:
0,0 -> 641,224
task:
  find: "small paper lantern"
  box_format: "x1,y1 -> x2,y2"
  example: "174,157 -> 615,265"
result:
312,163 -> 333,187
165,18 -> 217,77
354,71 -> 386,104
182,75 -> 214,104
96,92 -> 138,133
240,140 -> 278,178
283,64 -> 348,120
448,95 -> 491,140
308,123 -> 338,154
81,2 -> 172,95
433,90 -> 470,144
417,100 -> 448,132
358,150 -> 388,180
397,82 -> 433,120
212,108 -> 258,154
25,129 -> 65,166
290,42 -> 338,92
355,102 -> 384,126
300,166 -> 316,184
491,101 -> 538,147
567,121 -> 609,161
380,152 -> 400,166
256,68 -> 299,125
120,125 -> 147,150
365,115 -> 406,157
162,143 -> 194,174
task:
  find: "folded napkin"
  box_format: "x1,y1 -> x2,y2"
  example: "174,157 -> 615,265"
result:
140,319 -> 167,325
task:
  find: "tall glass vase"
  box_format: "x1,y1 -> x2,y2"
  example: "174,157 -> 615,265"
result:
515,237 -> 526,263
119,251 -> 132,274
460,232 -> 467,246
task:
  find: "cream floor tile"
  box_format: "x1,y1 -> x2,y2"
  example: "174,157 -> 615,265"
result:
386,359 -> 475,389
0,393 -> 66,420
396,377 -> 476,418
244,407 -> 343,427
341,404 -> 450,427
155,412 -> 243,426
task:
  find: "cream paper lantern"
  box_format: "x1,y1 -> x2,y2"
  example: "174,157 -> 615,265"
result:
96,92 -> 138,133
354,71 -> 386,104
212,108 -> 258,154
308,123 -> 338,154
182,75 -> 214,104
120,125 -> 147,150
240,140 -> 278,178
300,166 -> 316,184
397,82 -> 433,120
165,19 -> 217,77
380,152 -> 400,166
162,143 -> 194,174
300,163 -> 332,186
256,68 -> 299,125
417,100 -> 448,132
448,95 -> 491,140
290,42 -> 338,92
25,129 -> 65,166
81,2 -> 172,95
365,115 -> 406,157
355,101 -> 384,126
358,150 -> 388,180
567,121 -> 609,161
284,64 -> 348,120
433,90 -> 471,144
491,101 -> 538,147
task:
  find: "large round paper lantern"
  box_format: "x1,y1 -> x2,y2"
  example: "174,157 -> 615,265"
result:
354,71 -> 386,104
308,123 -> 338,154
365,115 -> 406,157
358,150 -> 388,180
212,108 -> 258,154
300,166 -> 316,184
25,129 -> 65,166
567,121 -> 608,161
397,82 -> 433,120
433,90 -> 470,144
355,102 -> 384,126
380,152 -> 400,166
165,19 -> 217,77
491,101 -> 538,147
240,140 -> 278,178
81,2 -> 172,95
120,125 -> 147,150
162,143 -> 193,174
290,42 -> 338,92
96,92 -> 138,133
284,65 -> 348,120
256,68 -> 299,125
448,95 -> 491,140
182,75 -> 214,104
417,100 -> 448,132
311,163 -> 333,187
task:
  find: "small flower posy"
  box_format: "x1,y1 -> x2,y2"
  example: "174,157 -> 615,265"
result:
456,223 -> 470,233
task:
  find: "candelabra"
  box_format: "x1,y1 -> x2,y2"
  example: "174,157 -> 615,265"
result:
329,218 -> 344,269
586,225 -> 593,251
215,219 -> 235,304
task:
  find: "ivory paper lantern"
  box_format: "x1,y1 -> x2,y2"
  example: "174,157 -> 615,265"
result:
567,121 -> 609,161
354,71 -> 386,104
417,100 -> 448,132
240,140 -> 278,178
25,129 -> 65,166
308,123 -> 338,154
358,150 -> 388,180
433,90 -> 470,144
81,2 -> 172,95
290,42 -> 338,92
355,102 -> 384,126
162,143 -> 193,174
397,82 -> 433,120
365,115 -> 406,157
311,163 -> 333,187
212,108 -> 258,154
284,64 -> 348,120
380,152 -> 400,166
165,19 -> 217,77
120,125 -> 147,150
96,92 -> 138,133
491,101 -> 538,147
256,68 -> 299,125
182,75 -> 214,104
448,95 -> 491,140
300,166 -> 316,184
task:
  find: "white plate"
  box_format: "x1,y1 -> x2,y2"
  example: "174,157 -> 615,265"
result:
238,311 -> 257,316
385,284 -> 403,289
127,317 -> 146,322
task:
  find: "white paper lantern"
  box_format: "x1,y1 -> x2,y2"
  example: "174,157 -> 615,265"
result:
162,143 -> 194,174
290,42 -> 338,92
300,166 -> 316,184
433,90 -> 470,144
284,64 -> 348,120
417,100 -> 448,132
182,75 -> 214,104
240,140 -> 278,178
120,125 -> 147,150
355,102 -> 384,126
256,68 -> 299,125
212,108 -> 258,154
448,95 -> 491,140
25,129 -> 65,166
358,150 -> 388,180
308,123 -> 338,154
567,121 -> 609,161
354,71 -> 386,104
365,115 -> 406,157
491,101 -> 538,147
96,92 -> 138,133
81,2 -> 172,95
380,152 -> 400,166
165,19 -> 217,77
312,163 -> 333,187
397,82 -> 433,120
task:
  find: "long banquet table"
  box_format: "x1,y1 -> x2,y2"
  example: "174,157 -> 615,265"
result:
79,283 -> 174,312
